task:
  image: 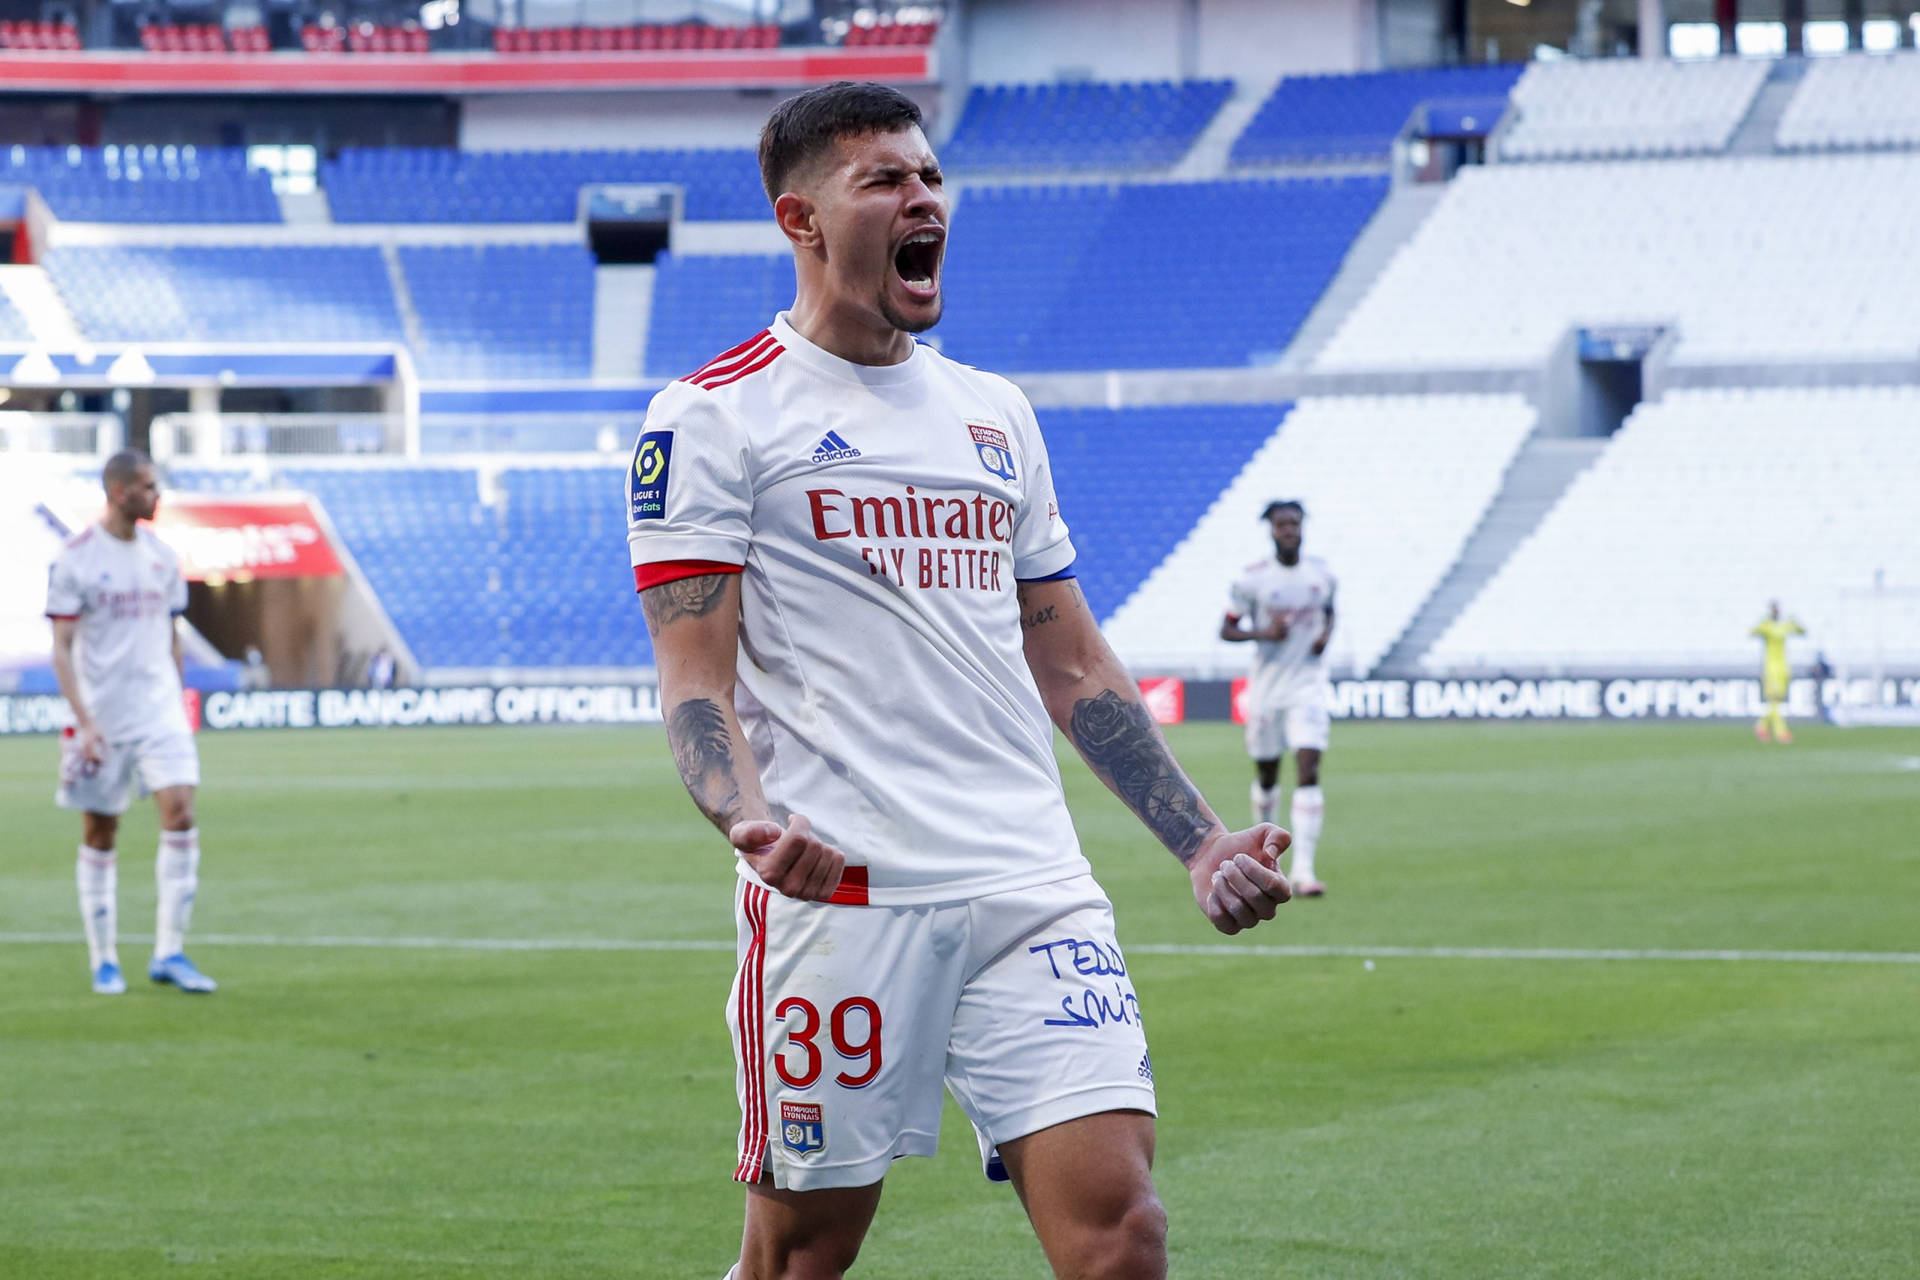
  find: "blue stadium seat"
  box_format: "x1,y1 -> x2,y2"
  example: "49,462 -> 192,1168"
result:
0,145 -> 281,224
42,245 -> 404,344
942,80 -> 1234,174
0,286 -> 31,342
322,148 -> 767,224
399,243 -> 597,381
1232,66 -> 1524,166
646,178 -> 1383,375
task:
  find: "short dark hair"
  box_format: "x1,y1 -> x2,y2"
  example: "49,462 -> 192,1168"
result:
1262,500 -> 1305,521
102,448 -> 153,491
758,81 -> 925,206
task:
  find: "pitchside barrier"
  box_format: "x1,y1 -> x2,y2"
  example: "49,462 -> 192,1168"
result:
5,675 -> 1919,737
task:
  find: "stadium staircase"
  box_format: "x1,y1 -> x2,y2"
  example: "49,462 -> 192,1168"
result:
379,243 -> 429,357
1375,434 -> 1606,674
1169,76 -> 1281,179
0,265 -> 85,345
591,266 -> 653,381
1277,182 -> 1445,373
277,187 -> 334,225
1728,59 -> 1808,156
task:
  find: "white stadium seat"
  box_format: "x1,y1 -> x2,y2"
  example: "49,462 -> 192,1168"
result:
1425,387 -> 1920,672
1104,395 -> 1536,678
1315,154 -> 1920,371
1777,51 -> 1920,150
1498,58 -> 1768,161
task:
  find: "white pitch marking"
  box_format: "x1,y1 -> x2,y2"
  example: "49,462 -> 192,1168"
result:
1,933 -> 1917,965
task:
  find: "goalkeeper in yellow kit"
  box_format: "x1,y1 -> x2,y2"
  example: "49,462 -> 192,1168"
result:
1750,601 -> 1805,744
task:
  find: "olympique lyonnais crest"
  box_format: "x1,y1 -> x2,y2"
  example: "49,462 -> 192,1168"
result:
780,1101 -> 825,1155
968,422 -> 1016,483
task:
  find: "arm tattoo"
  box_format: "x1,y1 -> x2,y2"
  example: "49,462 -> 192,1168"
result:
640,572 -> 733,631
666,697 -> 742,833
1022,604 -> 1058,631
1067,690 -> 1216,862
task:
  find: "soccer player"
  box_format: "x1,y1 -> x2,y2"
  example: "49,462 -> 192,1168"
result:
628,83 -> 1291,1280
1220,500 -> 1335,898
1750,600 -> 1805,745
46,450 -> 215,996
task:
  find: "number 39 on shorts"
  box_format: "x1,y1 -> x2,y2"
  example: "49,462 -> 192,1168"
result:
774,996 -> 882,1090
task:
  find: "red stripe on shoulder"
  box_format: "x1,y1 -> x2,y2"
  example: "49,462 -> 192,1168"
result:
698,343 -> 784,391
65,528 -> 93,548
46,613 -> 79,621
633,560 -> 744,592
686,330 -> 772,384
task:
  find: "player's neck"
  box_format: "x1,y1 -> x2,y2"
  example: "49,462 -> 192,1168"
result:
786,293 -> 916,367
101,511 -> 137,541
1274,547 -> 1300,568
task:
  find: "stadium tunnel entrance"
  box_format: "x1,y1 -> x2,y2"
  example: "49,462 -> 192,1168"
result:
1544,323 -> 1667,437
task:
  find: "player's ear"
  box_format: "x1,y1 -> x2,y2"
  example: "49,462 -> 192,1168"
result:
774,190 -> 822,251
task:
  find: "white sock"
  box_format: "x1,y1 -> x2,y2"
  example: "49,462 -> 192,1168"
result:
154,828 -> 200,960
1289,786 -> 1324,884
1251,780 -> 1279,826
77,845 -> 118,970
719,1268 -> 739,1280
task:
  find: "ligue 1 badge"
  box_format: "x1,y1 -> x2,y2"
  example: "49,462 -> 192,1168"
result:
781,1101 -> 825,1156
968,421 -> 1016,483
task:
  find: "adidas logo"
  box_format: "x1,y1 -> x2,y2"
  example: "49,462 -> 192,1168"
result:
811,431 -> 862,465
1137,1051 -> 1154,1083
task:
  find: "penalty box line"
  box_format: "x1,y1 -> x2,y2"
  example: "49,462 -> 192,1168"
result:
0,933 -> 1917,965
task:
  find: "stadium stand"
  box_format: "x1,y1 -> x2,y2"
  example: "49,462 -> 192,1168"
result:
399,244 -> 597,381
0,146 -> 281,223
1776,51 -> 1920,150
1230,65 -> 1524,166
495,467 -> 650,666
939,80 -> 1233,174
0,288 -> 33,342
140,23 -> 232,53
491,22 -> 779,52
645,253 -> 798,378
1104,395 -> 1538,677
1316,153 -> 1920,369
0,18 -> 81,49
43,246 -> 405,344
1497,57 -> 1769,160
1426,387 -> 1920,672
843,19 -> 938,46
1040,404 -> 1288,623
299,24 -> 348,53
321,147 -> 767,223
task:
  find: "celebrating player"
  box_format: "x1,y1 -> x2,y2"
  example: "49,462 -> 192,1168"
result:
628,83 -> 1291,1280
1750,600 -> 1805,744
1220,500 -> 1335,897
47,450 -> 215,996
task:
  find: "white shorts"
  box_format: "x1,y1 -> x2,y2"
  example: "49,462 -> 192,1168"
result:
728,872 -> 1156,1192
56,730 -> 200,816
1245,697 -> 1330,760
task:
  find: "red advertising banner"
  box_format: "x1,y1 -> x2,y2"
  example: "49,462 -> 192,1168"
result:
1138,676 -> 1186,726
154,496 -> 343,581
1230,677 -> 1250,724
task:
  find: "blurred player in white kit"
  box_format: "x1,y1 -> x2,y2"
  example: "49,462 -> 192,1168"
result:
630,83 -> 1293,1279
1221,500 -> 1335,897
46,449 -> 216,995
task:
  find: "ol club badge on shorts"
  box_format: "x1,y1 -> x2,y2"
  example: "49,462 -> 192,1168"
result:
781,1101 -> 825,1156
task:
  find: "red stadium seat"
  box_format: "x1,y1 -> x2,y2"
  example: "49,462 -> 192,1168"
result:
637,25 -> 660,50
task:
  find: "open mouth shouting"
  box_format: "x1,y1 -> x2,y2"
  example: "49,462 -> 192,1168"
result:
891,224 -> 945,304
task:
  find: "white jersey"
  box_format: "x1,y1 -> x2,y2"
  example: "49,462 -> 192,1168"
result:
1228,553 -> 1337,706
628,313 -> 1087,906
44,522 -> 190,743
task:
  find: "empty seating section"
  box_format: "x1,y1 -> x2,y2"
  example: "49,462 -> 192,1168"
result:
1232,66 -> 1523,166
322,148 -> 766,223
1037,405 -> 1287,623
492,23 -> 777,52
1427,388 -> 1920,671
843,21 -> 938,46
495,468 -> 650,667
936,177 -> 1385,371
44,246 -> 404,344
941,81 -> 1233,174
1317,154 -> 1920,370
0,146 -> 280,223
1777,52 -> 1920,150
0,19 -> 80,49
1499,58 -> 1768,160
1104,396 -> 1537,677
0,289 -> 31,342
400,244 -> 596,381
141,24 -> 269,52
645,253 -> 797,378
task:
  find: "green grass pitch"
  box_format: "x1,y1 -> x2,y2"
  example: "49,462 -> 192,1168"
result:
3,720 -> 1917,1279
